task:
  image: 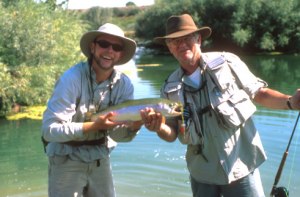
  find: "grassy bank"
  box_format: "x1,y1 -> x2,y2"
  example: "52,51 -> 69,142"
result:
6,106 -> 46,120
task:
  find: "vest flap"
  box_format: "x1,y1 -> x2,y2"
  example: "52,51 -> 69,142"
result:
164,81 -> 182,93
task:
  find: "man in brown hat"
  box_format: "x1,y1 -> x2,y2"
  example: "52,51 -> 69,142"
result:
141,14 -> 300,197
42,23 -> 143,197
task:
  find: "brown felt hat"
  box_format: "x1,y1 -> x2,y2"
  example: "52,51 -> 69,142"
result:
80,23 -> 136,65
154,14 -> 212,45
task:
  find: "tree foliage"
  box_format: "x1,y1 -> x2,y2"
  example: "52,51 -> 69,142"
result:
135,0 -> 300,53
0,0 -> 85,67
82,7 -> 113,30
0,0 -> 85,116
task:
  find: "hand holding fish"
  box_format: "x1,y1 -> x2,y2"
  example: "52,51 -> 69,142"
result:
83,112 -> 124,133
140,107 -> 165,132
140,107 -> 178,142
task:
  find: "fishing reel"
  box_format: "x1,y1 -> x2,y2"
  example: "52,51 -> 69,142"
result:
271,186 -> 289,197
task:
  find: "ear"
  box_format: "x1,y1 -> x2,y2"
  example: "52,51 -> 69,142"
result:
197,34 -> 202,44
90,42 -> 95,54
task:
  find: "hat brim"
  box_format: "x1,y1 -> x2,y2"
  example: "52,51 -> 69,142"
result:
80,31 -> 136,65
154,27 -> 212,45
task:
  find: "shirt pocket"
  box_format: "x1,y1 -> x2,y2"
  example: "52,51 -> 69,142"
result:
216,89 -> 256,129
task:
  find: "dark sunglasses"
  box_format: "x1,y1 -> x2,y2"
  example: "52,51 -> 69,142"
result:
94,40 -> 123,52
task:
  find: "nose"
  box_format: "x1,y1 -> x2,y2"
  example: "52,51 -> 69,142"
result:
107,45 -> 114,52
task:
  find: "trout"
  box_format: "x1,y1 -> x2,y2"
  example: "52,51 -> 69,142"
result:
90,98 -> 182,122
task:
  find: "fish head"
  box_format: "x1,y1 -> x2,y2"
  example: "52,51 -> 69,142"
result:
157,100 -> 183,117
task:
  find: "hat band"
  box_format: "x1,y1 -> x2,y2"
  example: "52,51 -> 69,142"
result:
167,25 -> 197,34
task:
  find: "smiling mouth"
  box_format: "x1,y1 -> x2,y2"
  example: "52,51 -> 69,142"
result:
102,55 -> 112,61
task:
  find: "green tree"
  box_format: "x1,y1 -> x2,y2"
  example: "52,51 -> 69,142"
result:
135,0 -> 193,40
0,1 -> 85,67
232,0 -> 300,52
0,63 -> 14,116
126,1 -> 136,7
135,0 -> 300,53
83,7 -> 113,30
0,1 -> 86,115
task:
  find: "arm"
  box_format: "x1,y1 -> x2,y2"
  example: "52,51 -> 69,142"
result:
254,87 -> 300,110
42,67 -> 121,142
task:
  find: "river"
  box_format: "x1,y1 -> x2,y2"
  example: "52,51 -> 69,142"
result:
0,51 -> 299,197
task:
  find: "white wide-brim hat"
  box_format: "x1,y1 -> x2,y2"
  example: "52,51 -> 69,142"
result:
80,23 -> 137,65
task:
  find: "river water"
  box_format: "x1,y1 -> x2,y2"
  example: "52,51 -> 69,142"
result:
0,52 -> 300,197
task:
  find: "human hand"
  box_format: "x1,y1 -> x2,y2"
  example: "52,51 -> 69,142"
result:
92,112 -> 123,130
290,89 -> 300,110
140,107 -> 165,132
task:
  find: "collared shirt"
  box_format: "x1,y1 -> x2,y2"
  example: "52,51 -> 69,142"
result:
42,61 -> 137,162
161,52 -> 267,184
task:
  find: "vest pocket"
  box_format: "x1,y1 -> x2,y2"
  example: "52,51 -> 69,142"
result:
216,89 -> 256,129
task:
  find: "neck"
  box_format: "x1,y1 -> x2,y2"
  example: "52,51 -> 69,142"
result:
91,63 -> 113,83
182,59 -> 200,75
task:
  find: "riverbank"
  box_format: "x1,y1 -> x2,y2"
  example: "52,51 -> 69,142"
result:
5,106 -> 46,120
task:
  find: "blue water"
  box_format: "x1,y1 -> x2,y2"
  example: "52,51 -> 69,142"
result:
1,54 -> 300,197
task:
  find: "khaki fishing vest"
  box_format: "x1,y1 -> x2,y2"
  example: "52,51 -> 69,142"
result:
162,52 -> 267,145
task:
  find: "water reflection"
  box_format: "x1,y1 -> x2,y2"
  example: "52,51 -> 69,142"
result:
244,54 -> 300,93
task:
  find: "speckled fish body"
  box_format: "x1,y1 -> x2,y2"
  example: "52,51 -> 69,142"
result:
91,98 -> 182,122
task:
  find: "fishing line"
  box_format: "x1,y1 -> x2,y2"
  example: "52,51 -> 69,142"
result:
270,112 -> 300,197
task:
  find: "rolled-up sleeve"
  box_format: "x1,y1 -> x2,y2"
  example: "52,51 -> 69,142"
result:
224,52 -> 268,99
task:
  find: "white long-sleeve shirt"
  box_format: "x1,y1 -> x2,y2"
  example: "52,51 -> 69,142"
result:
42,61 -> 138,162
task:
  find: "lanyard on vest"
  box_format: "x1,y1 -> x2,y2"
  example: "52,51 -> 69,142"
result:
183,69 -> 211,162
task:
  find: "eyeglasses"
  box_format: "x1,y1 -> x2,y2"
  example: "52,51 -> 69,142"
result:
94,40 -> 123,52
166,34 -> 198,47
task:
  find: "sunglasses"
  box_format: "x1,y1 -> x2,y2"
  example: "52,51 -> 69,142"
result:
94,40 -> 123,52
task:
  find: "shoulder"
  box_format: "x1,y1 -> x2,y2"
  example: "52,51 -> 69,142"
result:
165,67 -> 183,82
114,70 -> 132,84
222,52 -> 244,65
112,70 -> 134,100
60,62 -> 87,81
202,52 -> 226,70
162,68 -> 183,95
113,70 -> 134,92
202,52 -> 243,71
56,62 -> 87,90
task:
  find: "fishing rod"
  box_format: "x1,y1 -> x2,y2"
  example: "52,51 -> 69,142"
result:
270,112 -> 300,197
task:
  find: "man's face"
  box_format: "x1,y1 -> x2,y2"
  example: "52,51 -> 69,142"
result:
166,33 -> 202,74
90,34 -> 123,70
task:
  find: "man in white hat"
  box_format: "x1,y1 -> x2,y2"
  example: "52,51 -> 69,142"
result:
42,23 -> 142,197
141,14 -> 300,197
